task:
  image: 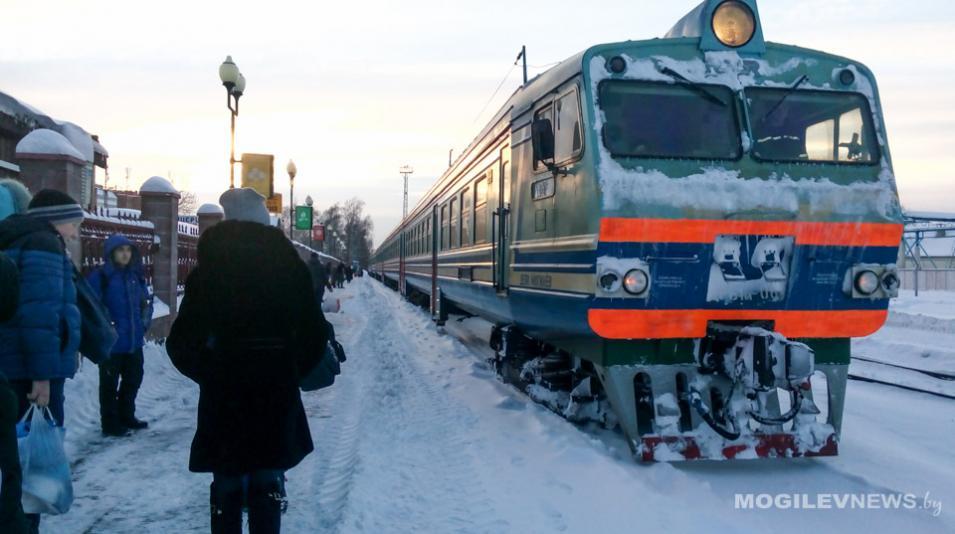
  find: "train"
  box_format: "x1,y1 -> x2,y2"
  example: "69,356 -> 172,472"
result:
369,0 -> 903,460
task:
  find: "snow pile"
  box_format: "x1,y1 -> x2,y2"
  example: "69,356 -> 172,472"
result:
15,129 -> 85,160
140,176 -> 178,195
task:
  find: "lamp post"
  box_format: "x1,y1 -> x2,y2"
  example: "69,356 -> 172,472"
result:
305,195 -> 314,249
287,159 -> 297,238
219,56 -> 246,189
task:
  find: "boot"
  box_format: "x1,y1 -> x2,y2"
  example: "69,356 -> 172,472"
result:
210,481 -> 244,534
101,423 -> 131,437
120,416 -> 148,430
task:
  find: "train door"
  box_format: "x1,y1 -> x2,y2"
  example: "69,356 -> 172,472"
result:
494,146 -> 512,293
430,204 -> 439,317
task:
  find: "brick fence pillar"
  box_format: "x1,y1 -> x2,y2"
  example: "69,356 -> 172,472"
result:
15,129 -> 90,266
197,203 -> 224,236
139,176 -> 180,320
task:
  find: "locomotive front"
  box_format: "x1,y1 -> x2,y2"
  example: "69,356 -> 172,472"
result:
581,0 -> 903,459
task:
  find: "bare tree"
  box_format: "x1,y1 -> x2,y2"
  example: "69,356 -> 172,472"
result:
319,198 -> 373,265
179,191 -> 198,215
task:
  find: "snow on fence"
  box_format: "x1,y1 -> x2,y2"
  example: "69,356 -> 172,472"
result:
899,269 -> 955,292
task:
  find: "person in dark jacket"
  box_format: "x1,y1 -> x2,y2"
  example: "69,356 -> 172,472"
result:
167,188 -> 328,534
0,189 -> 82,533
0,252 -> 16,322
307,252 -> 330,306
87,234 -> 153,436
0,181 -> 29,534
334,263 -> 345,289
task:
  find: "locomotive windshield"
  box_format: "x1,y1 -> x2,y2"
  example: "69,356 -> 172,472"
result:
746,89 -> 880,164
598,81 -> 741,160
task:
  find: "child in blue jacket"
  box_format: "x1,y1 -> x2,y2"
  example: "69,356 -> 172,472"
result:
87,234 -> 153,436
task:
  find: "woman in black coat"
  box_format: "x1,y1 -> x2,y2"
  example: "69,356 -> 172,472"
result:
167,189 -> 328,534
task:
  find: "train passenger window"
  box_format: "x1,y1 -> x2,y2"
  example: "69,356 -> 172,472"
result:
461,187 -> 472,246
533,105 -> 554,170
747,89 -> 879,165
474,176 -> 488,243
450,199 -> 459,249
554,90 -> 582,162
441,205 -> 449,250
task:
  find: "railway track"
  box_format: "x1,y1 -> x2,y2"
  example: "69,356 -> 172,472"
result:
849,355 -> 955,400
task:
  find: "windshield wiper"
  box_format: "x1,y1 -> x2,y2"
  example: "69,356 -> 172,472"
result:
758,74 -> 808,124
659,67 -> 727,107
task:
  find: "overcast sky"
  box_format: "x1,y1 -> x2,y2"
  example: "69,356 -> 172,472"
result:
2,0 -> 953,245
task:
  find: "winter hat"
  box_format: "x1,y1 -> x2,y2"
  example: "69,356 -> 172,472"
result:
0,179 -> 32,220
219,187 -> 270,226
27,189 -> 84,225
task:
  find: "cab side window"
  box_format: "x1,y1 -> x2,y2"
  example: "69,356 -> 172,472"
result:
554,90 -> 582,163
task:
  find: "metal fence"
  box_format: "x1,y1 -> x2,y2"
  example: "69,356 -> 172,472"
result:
899,269 -> 955,292
80,211 -> 156,285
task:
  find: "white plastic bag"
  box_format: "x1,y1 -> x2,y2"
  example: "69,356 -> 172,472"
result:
17,405 -> 73,515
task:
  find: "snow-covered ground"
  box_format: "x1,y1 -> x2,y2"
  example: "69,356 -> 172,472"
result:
44,280 -> 953,533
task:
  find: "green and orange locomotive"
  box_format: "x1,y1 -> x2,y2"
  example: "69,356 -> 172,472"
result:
370,0 -> 903,460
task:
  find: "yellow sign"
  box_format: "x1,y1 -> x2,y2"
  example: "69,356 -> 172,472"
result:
241,153 -> 274,198
266,193 -> 283,214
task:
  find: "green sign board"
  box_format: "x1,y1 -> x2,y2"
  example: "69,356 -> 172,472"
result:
294,206 -> 313,230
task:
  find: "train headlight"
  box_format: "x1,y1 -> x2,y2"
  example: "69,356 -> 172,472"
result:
854,270 -> 880,295
881,271 -> 900,295
599,272 -> 621,292
712,1 -> 756,48
623,269 -> 649,295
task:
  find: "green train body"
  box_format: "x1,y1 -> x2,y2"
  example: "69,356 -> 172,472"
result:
370,0 -> 903,460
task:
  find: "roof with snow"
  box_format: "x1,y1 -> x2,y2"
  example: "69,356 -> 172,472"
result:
197,203 -> 224,215
56,122 -> 94,162
140,176 -> 179,196
292,241 -> 341,264
15,129 -> 85,161
0,91 -> 57,130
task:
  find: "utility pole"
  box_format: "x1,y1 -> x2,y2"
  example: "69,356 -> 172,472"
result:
398,164 -> 414,296
517,45 -> 528,85
399,165 -> 414,221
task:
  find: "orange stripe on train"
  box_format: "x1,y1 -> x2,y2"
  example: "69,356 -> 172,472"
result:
598,218 -> 903,247
587,309 -> 889,339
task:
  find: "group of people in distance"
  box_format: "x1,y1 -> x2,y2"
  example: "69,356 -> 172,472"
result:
0,183 -> 332,534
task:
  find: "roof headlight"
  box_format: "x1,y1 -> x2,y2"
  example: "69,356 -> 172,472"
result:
623,269 -> 649,295
854,270 -> 880,295
712,1 -> 756,48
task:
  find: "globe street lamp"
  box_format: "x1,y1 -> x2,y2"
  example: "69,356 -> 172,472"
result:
287,159 -> 297,237
219,56 -> 247,189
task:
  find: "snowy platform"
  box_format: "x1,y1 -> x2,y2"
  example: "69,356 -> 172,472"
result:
46,280 -> 954,533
